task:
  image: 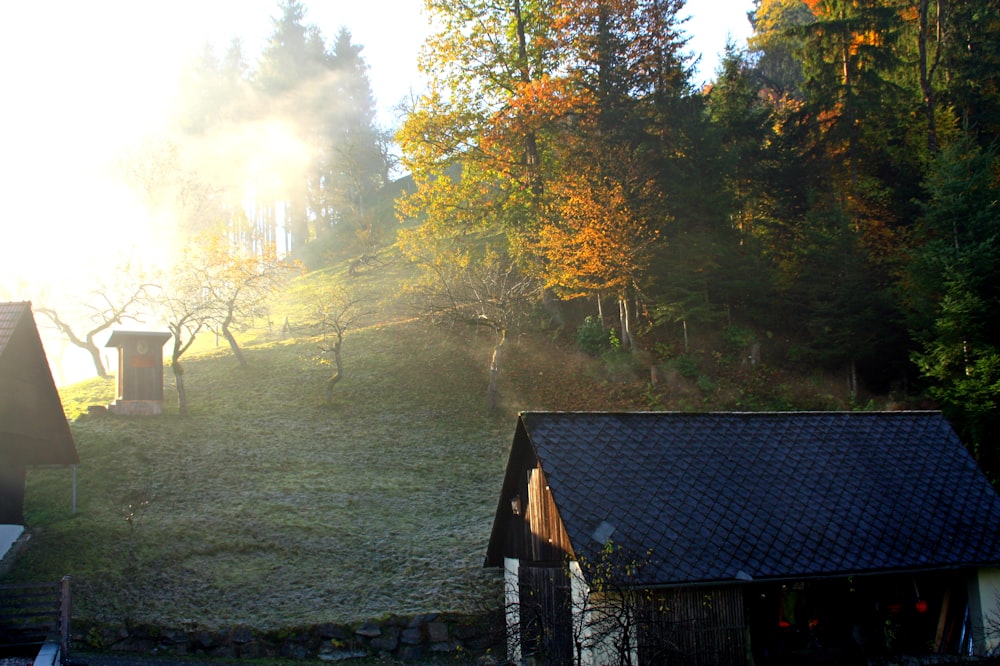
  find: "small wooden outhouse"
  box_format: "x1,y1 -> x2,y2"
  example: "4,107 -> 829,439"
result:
105,330 -> 171,415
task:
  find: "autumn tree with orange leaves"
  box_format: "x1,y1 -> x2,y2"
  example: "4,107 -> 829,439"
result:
396,0 -> 564,410
400,0 -> 691,361
532,156 -> 659,350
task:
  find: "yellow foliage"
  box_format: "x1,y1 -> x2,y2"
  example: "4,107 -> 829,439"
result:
532,165 -> 657,296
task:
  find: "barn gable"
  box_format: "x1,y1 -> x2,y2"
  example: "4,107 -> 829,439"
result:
0,302 -> 79,523
0,303 -> 78,466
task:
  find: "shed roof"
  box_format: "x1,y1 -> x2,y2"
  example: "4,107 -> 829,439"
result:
0,302 -> 79,465
105,330 -> 172,348
486,411 -> 1000,586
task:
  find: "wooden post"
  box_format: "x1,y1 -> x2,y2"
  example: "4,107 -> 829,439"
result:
59,575 -> 71,657
934,589 -> 950,652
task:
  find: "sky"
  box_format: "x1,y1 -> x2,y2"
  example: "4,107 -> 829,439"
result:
0,0 -> 754,383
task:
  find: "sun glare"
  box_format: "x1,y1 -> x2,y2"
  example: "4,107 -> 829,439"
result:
0,3 -> 191,294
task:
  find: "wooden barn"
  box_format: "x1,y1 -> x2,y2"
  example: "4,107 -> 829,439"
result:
0,302 -> 79,524
105,330 -> 171,415
485,411 -> 1000,665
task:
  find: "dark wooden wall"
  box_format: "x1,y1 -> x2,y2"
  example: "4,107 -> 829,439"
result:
0,463 -> 26,524
518,564 -> 574,664
492,435 -> 575,566
116,338 -> 165,402
639,586 -> 748,666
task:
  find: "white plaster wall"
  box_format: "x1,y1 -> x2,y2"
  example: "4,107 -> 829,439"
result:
973,567 -> 1000,656
569,560 -> 638,666
504,557 -> 521,664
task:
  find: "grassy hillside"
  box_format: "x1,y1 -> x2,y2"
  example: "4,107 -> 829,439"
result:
5,249 -> 873,633
14,320 -> 511,628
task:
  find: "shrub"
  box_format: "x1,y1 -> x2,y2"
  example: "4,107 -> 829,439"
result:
722,325 -> 756,351
602,348 -> 639,382
576,316 -> 611,356
672,353 -> 701,379
696,374 -> 716,394
722,325 -> 757,365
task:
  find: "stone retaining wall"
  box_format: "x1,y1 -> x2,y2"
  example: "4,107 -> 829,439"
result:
74,616 -> 1000,665
74,612 -> 506,663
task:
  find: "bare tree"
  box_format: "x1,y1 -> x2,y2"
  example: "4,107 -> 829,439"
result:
408,248 -> 539,413
117,478 -> 153,568
118,137 -> 223,241
306,285 -> 370,402
146,259 -> 214,416
36,276 -> 155,378
163,301 -> 208,417
502,543 -> 667,666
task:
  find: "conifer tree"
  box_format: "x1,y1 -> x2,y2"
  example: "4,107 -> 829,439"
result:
907,140 -> 1000,471
314,28 -> 387,254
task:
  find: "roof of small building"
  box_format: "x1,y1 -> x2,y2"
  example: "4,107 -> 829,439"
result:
487,411 -> 1000,586
0,302 -> 79,465
105,330 -> 172,348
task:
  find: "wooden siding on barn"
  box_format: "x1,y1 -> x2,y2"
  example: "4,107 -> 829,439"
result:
526,467 -> 573,563
489,429 -> 575,566
0,303 -> 79,523
518,564 -> 573,665
0,466 -> 26,524
639,586 -> 748,666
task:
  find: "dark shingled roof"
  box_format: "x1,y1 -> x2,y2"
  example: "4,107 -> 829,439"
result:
0,301 -> 28,353
508,411 -> 1000,586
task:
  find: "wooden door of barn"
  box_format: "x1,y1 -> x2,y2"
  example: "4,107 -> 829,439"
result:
639,586 -> 748,665
519,564 -> 573,664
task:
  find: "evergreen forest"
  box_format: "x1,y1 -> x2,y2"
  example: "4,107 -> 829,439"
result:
395,0 -> 1000,475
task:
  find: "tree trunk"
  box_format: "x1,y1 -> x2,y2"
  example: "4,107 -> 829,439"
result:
325,340 -> 343,402
848,359 -> 858,402
917,0 -> 943,154
173,360 -> 189,417
541,289 -> 565,334
222,322 -> 246,367
86,343 -> 109,378
618,296 -> 632,350
487,328 -> 506,414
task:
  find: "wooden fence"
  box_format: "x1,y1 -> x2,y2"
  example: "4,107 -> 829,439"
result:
0,575 -> 71,656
